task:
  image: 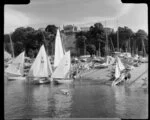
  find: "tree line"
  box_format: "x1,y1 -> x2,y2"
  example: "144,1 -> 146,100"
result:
4,23 -> 148,58
76,23 -> 148,57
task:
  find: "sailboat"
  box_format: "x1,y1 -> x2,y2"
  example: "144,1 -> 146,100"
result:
27,45 -> 53,84
53,29 -> 65,68
52,51 -> 73,84
5,51 -> 25,80
112,62 -> 125,86
112,56 -> 128,86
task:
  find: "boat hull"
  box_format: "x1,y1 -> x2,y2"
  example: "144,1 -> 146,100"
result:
33,79 -> 50,85
5,72 -> 25,80
112,78 -> 125,86
8,76 -> 26,80
27,77 -> 51,85
53,78 -> 73,84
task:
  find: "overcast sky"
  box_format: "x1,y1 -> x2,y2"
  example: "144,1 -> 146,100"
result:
4,0 -> 148,34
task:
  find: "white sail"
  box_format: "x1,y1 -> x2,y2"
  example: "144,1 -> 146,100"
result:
52,51 -> 71,78
28,45 -> 53,78
5,51 -> 25,76
115,62 -> 120,79
54,29 -> 65,68
116,56 -> 125,71
4,50 -> 12,60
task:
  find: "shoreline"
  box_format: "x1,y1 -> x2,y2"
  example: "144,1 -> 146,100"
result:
75,63 -> 148,87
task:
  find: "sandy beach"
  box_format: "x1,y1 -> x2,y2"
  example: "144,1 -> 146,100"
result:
76,63 -> 148,88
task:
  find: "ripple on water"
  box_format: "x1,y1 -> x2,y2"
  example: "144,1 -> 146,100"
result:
5,78 -> 148,119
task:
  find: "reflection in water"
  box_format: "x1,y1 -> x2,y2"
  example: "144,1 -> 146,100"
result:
71,80 -> 116,118
112,86 -> 126,118
5,78 -> 148,119
53,83 -> 73,118
112,85 -> 148,119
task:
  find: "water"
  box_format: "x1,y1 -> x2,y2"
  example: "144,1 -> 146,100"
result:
4,78 -> 148,119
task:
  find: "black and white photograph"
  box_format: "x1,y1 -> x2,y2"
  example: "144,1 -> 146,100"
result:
4,0 -> 148,119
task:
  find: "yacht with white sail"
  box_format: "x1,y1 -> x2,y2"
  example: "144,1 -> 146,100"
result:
27,45 -> 53,84
5,51 -> 25,80
52,51 -> 73,84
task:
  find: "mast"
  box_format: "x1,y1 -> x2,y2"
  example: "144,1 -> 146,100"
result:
41,30 -> 49,56
142,39 -> 146,57
129,37 -> 131,54
9,34 -> 14,58
116,19 -> 119,52
110,38 -> 115,52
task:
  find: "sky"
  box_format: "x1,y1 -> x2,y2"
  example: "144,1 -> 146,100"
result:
4,0 -> 148,34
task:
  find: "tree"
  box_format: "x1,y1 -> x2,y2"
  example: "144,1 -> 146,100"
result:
45,24 -> 57,55
135,29 -> 148,56
86,44 -> 96,56
9,27 -> 44,57
88,23 -> 105,56
75,31 -> 87,55
118,26 -> 134,52
109,26 -> 134,53
11,27 -> 30,56
45,25 -> 57,34
75,22 -> 106,56
4,34 -> 12,54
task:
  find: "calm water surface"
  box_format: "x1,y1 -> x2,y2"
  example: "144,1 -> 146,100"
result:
4,77 -> 148,119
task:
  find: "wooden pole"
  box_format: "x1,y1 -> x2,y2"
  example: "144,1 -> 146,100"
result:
117,20 -> 119,52
129,37 -> 131,53
110,38 -> 115,52
99,42 -> 101,56
84,39 -> 86,55
105,20 -> 108,56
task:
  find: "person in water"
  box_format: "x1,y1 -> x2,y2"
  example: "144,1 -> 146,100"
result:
124,70 -> 131,81
72,70 -> 77,79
